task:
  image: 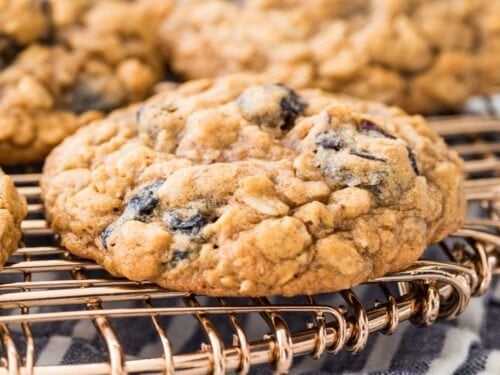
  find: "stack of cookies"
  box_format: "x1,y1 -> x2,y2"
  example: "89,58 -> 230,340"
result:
2,0 -> 497,296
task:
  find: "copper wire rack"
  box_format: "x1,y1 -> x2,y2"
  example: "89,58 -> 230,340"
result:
0,114 -> 499,374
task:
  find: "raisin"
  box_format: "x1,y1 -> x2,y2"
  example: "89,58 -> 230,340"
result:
100,181 -> 164,249
236,84 -> 305,131
171,250 -> 189,265
358,119 -> 396,140
315,132 -> 346,151
164,211 -> 207,234
277,84 -> 306,130
100,222 -> 116,249
40,0 -> 51,14
39,0 -> 55,44
127,181 -> 164,222
407,147 -> 419,175
63,78 -> 125,114
350,150 -> 387,162
0,33 -> 21,69
360,183 -> 383,196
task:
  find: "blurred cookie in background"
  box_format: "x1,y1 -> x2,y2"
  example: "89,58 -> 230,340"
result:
0,0 -> 52,68
160,0 -> 500,114
0,0 -> 172,165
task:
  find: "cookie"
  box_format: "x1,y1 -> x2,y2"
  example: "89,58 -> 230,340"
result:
0,0 -> 52,69
0,0 -> 171,165
159,0 -> 500,114
0,169 -> 27,268
42,74 -> 465,296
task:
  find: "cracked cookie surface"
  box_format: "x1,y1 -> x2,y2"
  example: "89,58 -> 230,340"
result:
0,169 -> 27,268
0,0 -> 171,165
42,74 -> 465,296
160,0 -> 500,114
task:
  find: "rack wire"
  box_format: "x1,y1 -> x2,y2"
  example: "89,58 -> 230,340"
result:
0,114 -> 499,374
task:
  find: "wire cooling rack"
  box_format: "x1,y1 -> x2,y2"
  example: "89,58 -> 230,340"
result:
0,115 -> 499,374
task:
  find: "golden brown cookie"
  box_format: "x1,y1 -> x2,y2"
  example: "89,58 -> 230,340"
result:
160,0 -> 500,114
0,0 -> 171,165
0,0 -> 52,69
0,169 -> 27,268
42,74 -> 465,296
